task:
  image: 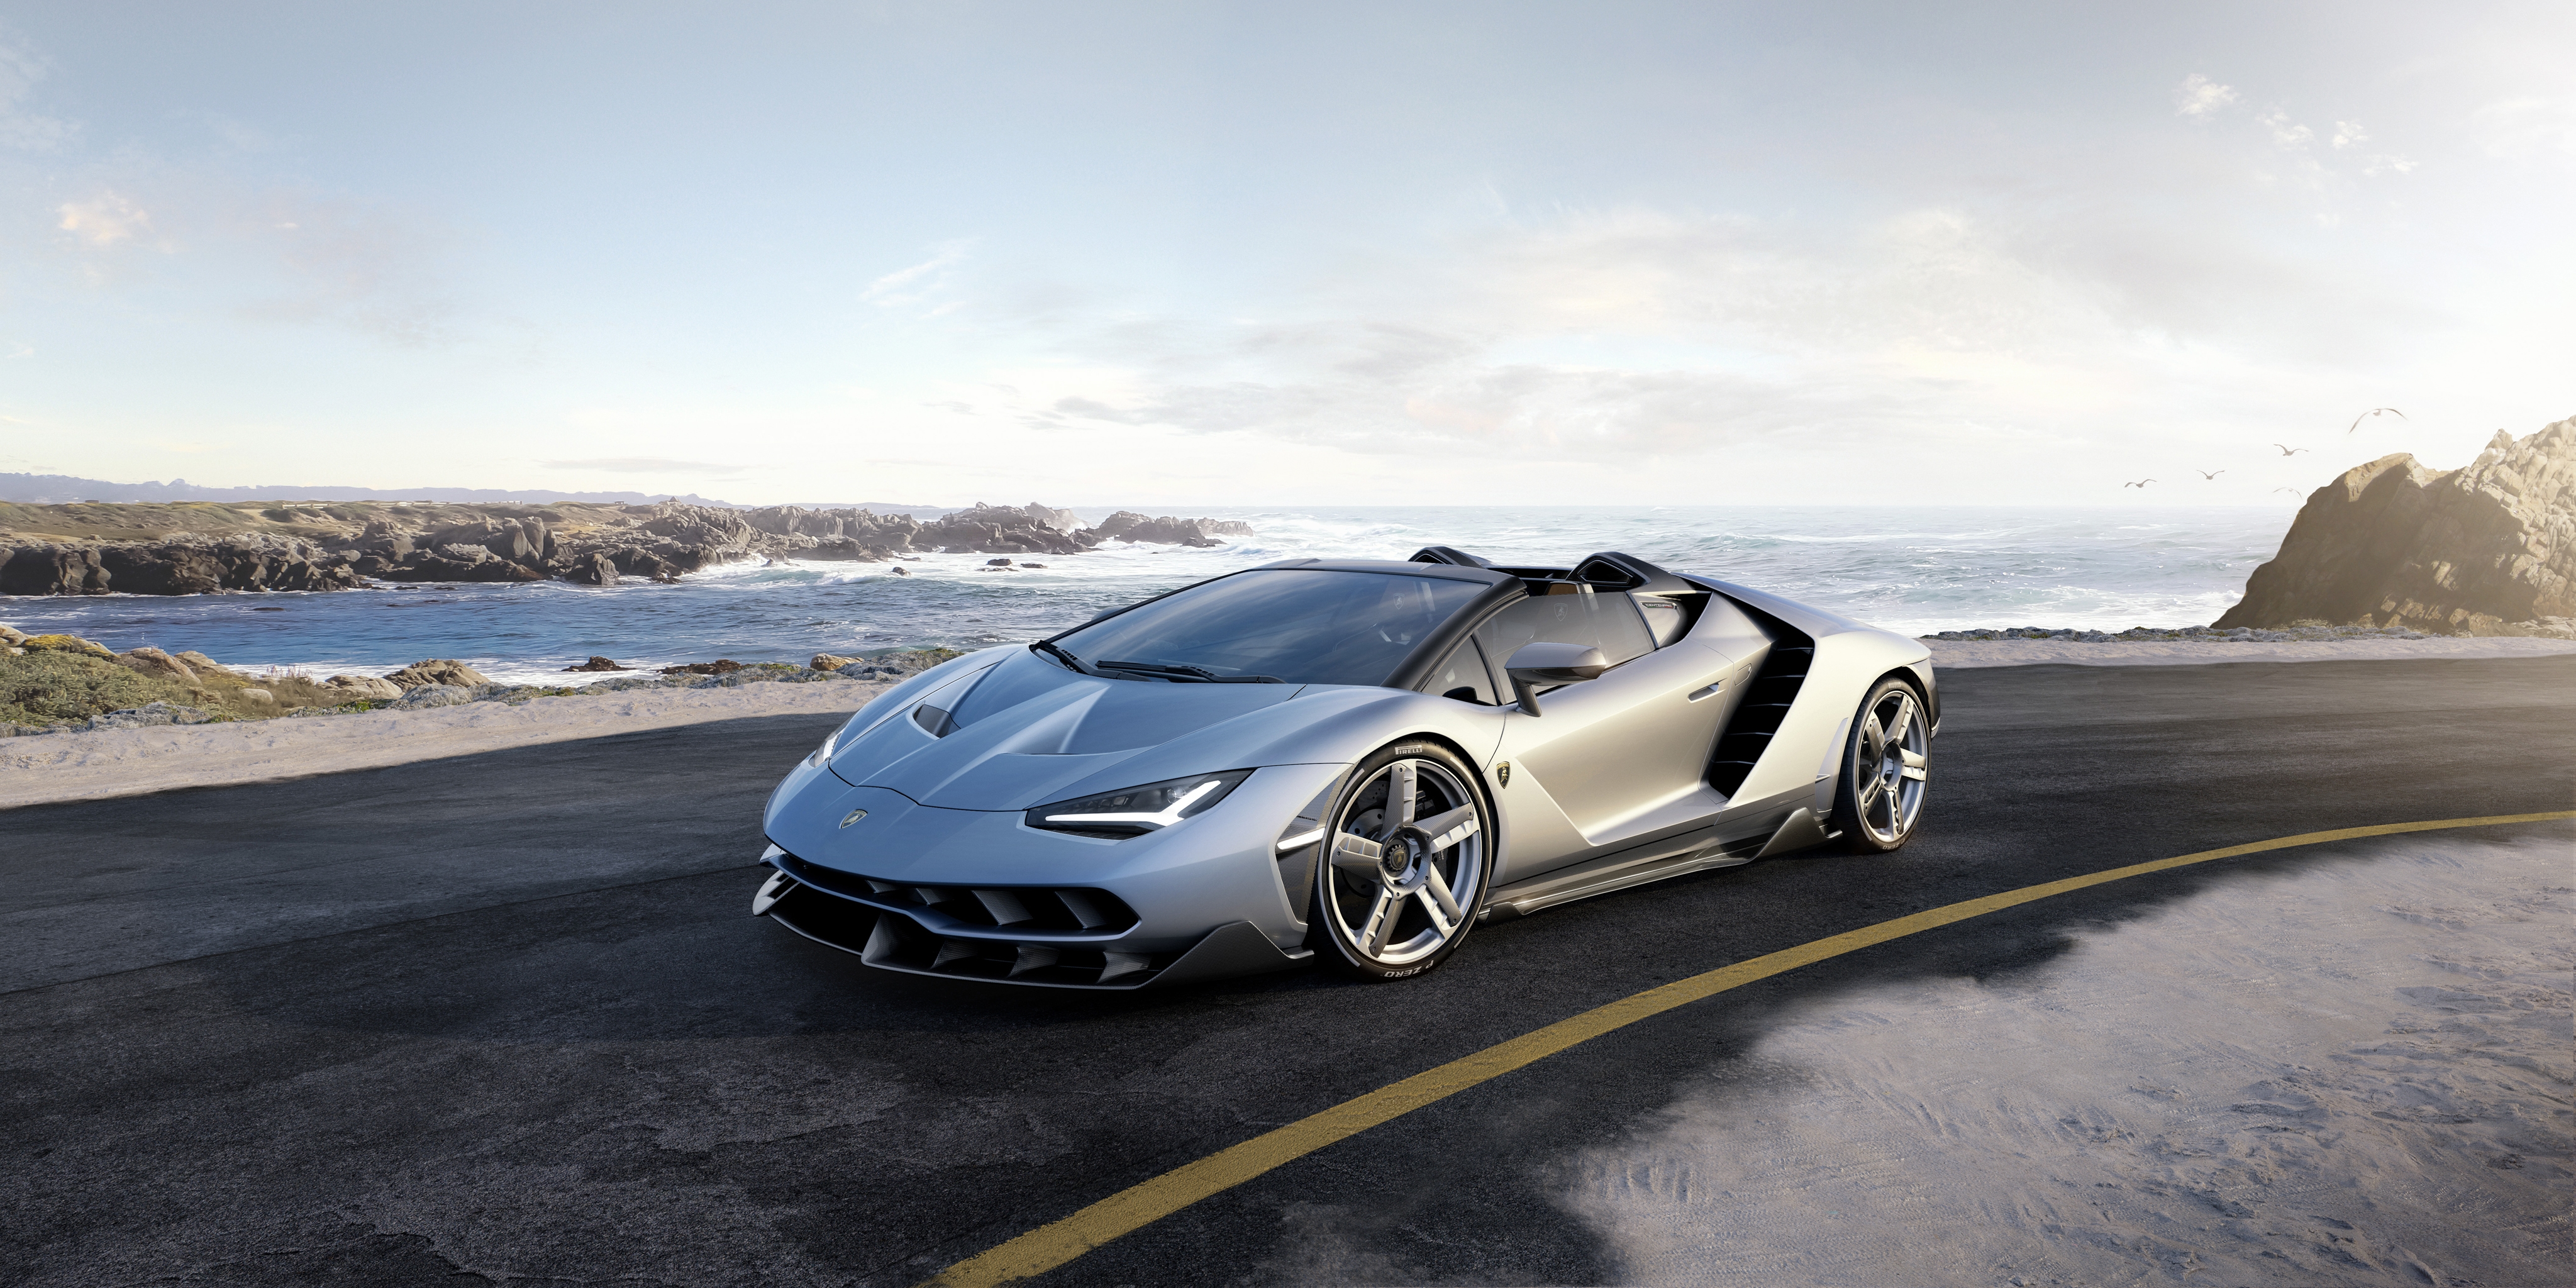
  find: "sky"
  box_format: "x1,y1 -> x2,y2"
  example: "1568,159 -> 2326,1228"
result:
1,1 -> 2571,507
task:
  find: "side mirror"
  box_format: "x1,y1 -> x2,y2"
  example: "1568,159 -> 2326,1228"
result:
1504,642 -> 1607,716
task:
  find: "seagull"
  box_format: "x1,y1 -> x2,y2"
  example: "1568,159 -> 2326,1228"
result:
2196,469 -> 2225,480
2270,443 -> 2309,455
2348,407 -> 2405,433
2272,487 -> 2301,495
2123,479 -> 2157,488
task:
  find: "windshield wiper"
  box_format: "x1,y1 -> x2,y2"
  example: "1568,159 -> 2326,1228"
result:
1030,640 -> 1089,673
1096,660 -> 1284,684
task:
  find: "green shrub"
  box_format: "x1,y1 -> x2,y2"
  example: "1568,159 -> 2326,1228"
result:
0,651 -> 206,727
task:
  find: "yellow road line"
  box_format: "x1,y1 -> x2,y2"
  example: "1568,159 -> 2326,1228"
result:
919,809 -> 2575,1287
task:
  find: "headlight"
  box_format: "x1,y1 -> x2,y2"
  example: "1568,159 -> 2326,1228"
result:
806,728 -> 839,767
1026,770 -> 1253,838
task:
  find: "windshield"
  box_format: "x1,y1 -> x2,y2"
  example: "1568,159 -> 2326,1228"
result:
1055,569 -> 1489,686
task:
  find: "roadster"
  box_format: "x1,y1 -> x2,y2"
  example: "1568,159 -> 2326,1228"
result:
752,547 -> 1935,987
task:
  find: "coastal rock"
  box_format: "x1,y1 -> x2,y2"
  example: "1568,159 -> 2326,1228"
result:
385,658 -> 494,689
3,545 -> 112,595
660,659 -> 744,675
97,546 -> 225,596
2216,418 -> 2575,635
562,656 -> 630,672
811,653 -> 860,672
1082,511 -> 1243,547
325,674 -> 405,699
0,624 -> 26,647
118,647 -> 200,686
175,650 -> 240,679
2,496 -> 1253,595
392,683 -> 479,709
239,687 -> 275,704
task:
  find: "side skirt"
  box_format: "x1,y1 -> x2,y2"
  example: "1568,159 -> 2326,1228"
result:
1482,800 -> 1831,921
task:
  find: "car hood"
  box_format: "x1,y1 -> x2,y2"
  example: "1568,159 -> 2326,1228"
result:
827,650 -> 1319,810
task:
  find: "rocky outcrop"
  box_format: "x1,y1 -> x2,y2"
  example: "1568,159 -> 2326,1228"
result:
1087,511 -> 1255,548
325,674 -> 405,700
2216,418 -> 2575,636
117,647 -> 199,685
3,497 -> 1253,594
384,659 -> 494,690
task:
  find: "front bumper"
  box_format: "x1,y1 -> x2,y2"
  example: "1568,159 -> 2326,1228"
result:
752,763 -> 1341,988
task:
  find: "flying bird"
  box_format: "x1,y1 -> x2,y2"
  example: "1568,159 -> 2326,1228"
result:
2271,443 -> 2309,455
2348,407 -> 2406,433
2196,469 -> 2225,480
2273,487 -> 2301,495
2123,479 -> 2157,488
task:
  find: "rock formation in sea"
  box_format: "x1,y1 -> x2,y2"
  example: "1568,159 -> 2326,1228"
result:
0,497 -> 1252,596
2214,416 -> 2574,636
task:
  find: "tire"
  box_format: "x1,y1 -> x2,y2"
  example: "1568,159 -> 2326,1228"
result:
1305,740 -> 1494,981
1830,676 -> 1929,853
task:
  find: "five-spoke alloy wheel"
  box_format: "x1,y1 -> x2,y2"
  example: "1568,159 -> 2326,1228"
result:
1833,677 -> 1929,852
1308,741 -> 1492,980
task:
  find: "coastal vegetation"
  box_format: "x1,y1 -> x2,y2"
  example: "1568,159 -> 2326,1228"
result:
0,621 -> 960,733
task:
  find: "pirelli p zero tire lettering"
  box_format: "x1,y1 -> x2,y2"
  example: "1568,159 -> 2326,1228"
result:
1307,740 -> 1492,981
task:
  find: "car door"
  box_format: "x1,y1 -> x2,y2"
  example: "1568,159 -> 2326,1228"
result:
1481,586 -> 1740,875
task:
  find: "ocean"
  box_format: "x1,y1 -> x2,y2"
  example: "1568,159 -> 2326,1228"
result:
1,506 -> 2289,684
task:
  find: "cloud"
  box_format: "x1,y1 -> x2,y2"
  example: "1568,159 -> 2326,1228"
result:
2470,96 -> 2576,160
996,199 -> 2414,467
539,457 -> 748,475
58,192 -> 155,247
0,26 -> 72,150
2172,74 -> 2236,119
861,240 -> 972,308
2258,109 -> 2312,148
2331,120 -> 2368,150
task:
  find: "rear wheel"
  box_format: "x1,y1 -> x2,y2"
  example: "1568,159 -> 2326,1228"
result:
1307,741 -> 1492,980
1832,677 -> 1929,852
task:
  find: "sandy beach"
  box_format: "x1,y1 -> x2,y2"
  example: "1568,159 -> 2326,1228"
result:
1,677 -> 892,810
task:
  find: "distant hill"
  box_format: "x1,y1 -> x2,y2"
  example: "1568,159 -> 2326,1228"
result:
0,474 -> 951,515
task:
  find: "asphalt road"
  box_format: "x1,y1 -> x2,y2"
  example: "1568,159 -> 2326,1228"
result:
4,657 -> 2572,1286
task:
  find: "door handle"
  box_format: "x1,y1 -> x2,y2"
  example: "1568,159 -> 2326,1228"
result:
1687,680 -> 1724,702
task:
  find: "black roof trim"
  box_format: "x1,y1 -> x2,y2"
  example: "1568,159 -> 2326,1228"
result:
1248,557 -> 1514,584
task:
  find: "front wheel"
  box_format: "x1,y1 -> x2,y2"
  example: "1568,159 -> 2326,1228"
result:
1831,677 -> 1929,852
1307,741 -> 1493,981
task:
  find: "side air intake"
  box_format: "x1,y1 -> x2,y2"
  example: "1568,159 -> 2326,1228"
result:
1706,604 -> 1816,796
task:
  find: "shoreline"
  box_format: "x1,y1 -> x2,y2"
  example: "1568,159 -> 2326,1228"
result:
9,637 -> 2575,811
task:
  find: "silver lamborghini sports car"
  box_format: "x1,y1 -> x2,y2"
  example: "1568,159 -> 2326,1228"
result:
752,548 -> 1935,987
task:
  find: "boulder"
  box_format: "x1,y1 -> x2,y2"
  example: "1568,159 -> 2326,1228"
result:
811,653 -> 860,672
565,552 -> 619,586
561,656 -> 630,672
0,625 -> 26,647
385,658 -> 495,690
325,675 -> 405,700
118,647 -> 200,685
175,650 -> 241,679
2216,418 -> 2575,635
890,565 -> 908,575
239,688 -> 275,704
